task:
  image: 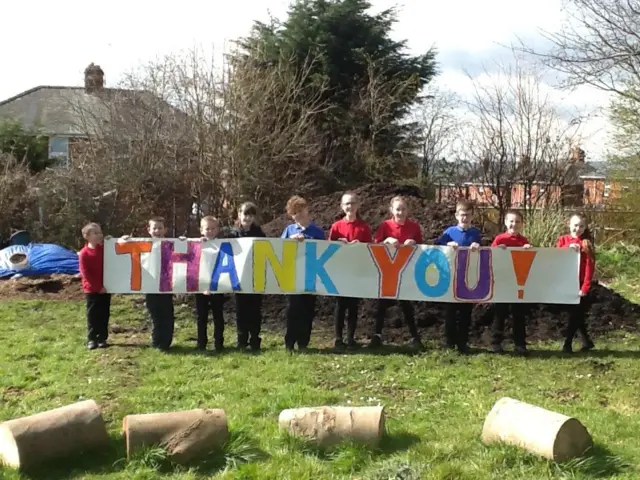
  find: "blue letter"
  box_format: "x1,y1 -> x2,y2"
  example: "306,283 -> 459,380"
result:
304,241 -> 340,294
210,241 -> 240,291
414,248 -> 450,298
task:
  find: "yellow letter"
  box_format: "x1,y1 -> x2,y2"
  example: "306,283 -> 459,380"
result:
252,240 -> 297,292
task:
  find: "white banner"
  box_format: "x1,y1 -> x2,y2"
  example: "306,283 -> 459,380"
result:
103,238 -> 580,304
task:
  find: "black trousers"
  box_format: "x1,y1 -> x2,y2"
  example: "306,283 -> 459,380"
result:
195,294 -> 225,348
445,303 -> 473,348
335,297 -> 359,341
86,293 -> 111,343
492,304 -> 526,347
146,294 -> 175,350
374,300 -> 420,339
285,294 -> 316,349
565,296 -> 592,347
236,294 -> 262,349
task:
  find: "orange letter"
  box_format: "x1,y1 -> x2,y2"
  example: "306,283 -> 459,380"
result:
115,241 -> 153,291
368,245 -> 416,298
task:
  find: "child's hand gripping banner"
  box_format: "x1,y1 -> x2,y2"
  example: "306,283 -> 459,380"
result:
103,238 -> 580,304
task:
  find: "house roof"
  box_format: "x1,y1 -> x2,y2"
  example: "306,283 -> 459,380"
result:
0,85 -> 184,137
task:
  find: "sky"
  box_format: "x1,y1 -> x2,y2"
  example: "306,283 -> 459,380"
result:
0,0 -> 612,160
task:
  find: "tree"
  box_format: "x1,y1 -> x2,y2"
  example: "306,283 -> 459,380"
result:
0,120 -> 51,173
235,0 -> 436,183
465,60 -> 583,222
521,0 -> 640,100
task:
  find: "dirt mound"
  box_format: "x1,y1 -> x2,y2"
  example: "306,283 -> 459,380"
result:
262,183 -> 455,242
0,274 -> 83,300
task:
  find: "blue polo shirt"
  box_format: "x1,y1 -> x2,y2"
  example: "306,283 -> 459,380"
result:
436,225 -> 482,247
281,222 -> 325,240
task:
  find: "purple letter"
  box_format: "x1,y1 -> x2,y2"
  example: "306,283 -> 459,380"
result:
454,249 -> 494,301
160,240 -> 201,292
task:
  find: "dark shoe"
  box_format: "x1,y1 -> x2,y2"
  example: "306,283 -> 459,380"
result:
514,345 -> 528,356
97,342 -> 108,349
442,342 -> 456,350
196,343 -> 207,351
457,344 -> 471,355
214,341 -> 224,352
334,338 -> 345,350
562,344 -> 573,354
369,335 -> 382,348
87,341 -> 97,350
298,346 -> 308,354
411,337 -> 424,350
347,338 -> 360,349
491,344 -> 504,354
580,340 -> 595,352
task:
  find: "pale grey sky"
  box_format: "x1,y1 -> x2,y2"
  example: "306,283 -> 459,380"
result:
1,0 -> 611,158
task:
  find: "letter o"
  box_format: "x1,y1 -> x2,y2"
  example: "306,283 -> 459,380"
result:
414,249 -> 450,298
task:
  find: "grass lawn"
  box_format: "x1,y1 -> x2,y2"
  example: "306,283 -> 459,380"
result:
1,297 -> 639,480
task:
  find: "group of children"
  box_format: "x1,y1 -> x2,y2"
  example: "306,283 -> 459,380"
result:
78,194 -> 596,356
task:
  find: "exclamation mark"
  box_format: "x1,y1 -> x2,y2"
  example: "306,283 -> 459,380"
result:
510,250 -> 537,299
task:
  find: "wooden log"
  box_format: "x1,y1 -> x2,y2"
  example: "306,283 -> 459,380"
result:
278,406 -> 385,447
481,397 -> 593,462
0,399 -> 109,470
122,408 -> 228,464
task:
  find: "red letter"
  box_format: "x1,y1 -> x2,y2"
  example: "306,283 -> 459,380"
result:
368,245 -> 416,298
115,241 -> 153,291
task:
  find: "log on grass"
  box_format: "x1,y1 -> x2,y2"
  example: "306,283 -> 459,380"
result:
278,406 -> 385,447
0,399 -> 109,470
122,408 -> 228,464
481,397 -> 593,462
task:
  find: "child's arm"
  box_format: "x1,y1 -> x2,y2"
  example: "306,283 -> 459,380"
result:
435,229 -> 452,246
281,226 -> 290,239
78,251 -> 90,280
328,223 -> 344,242
373,224 -> 386,244
582,254 -> 595,295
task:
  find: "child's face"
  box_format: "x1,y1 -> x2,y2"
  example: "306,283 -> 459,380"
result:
239,211 -> 255,229
390,200 -> 407,222
569,216 -> 586,238
201,220 -> 220,239
504,213 -> 522,234
292,208 -> 310,226
455,209 -> 473,228
341,194 -> 359,217
86,227 -> 103,245
148,221 -> 166,238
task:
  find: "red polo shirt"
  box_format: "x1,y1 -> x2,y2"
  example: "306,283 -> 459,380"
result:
374,219 -> 423,244
79,244 -> 104,293
492,232 -> 530,248
329,218 -> 372,243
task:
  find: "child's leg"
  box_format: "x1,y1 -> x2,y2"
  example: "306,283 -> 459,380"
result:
334,297 -> 348,343
346,298 -> 359,344
564,303 -> 583,351
457,303 -> 473,350
98,294 -> 111,345
511,304 -> 527,349
194,294 -> 210,349
235,295 -> 249,348
211,296 -> 225,350
147,294 -> 174,350
576,297 -> 594,348
248,294 -> 263,350
491,304 -> 508,349
444,304 -> 458,348
285,295 -> 302,350
399,301 -> 420,340
86,293 -> 100,346
373,300 -> 391,340
298,295 -> 316,349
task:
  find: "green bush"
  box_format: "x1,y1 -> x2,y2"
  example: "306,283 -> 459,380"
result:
523,208 -> 566,247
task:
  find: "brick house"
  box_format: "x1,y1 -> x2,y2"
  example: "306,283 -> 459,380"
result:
434,149 -> 617,208
0,63 -> 183,165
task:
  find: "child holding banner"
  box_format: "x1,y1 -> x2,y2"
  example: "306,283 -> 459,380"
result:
144,217 -> 175,351
435,200 -> 481,354
556,213 -> 596,353
370,195 -> 423,349
281,195 -> 325,353
227,203 -> 266,352
196,216 -> 227,351
329,192 -> 372,349
79,222 -> 111,350
491,210 -> 532,355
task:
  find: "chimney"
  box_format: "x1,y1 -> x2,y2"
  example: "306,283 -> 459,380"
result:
571,147 -> 586,163
84,63 -> 104,93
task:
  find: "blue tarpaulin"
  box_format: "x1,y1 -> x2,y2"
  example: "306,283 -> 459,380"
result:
0,244 -> 79,279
